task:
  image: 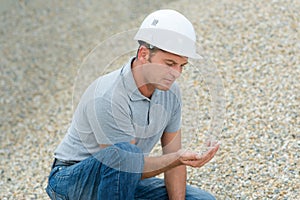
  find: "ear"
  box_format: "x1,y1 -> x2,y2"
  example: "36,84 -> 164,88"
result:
137,46 -> 150,63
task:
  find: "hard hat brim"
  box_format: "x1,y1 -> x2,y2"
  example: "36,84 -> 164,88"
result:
134,28 -> 202,59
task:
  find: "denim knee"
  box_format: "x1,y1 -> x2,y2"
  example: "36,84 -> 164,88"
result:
94,142 -> 144,173
186,185 -> 216,200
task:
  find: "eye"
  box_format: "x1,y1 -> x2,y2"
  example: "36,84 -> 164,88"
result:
166,62 -> 174,67
181,62 -> 188,67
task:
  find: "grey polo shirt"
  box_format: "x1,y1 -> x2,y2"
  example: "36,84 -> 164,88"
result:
54,57 -> 182,161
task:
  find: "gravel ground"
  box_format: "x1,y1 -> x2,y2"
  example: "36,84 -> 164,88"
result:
1,0 -> 299,199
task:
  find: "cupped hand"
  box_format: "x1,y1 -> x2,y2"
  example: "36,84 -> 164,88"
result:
177,142 -> 220,168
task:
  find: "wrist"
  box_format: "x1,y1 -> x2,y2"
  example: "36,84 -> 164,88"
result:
174,150 -> 183,166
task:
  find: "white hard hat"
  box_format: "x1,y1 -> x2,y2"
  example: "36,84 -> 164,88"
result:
134,9 -> 201,59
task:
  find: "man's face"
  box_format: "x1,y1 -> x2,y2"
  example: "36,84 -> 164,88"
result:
142,50 -> 188,91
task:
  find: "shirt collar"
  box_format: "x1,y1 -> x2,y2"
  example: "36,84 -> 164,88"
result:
121,57 -> 150,101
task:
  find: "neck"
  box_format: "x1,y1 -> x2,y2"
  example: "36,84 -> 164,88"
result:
131,58 -> 155,98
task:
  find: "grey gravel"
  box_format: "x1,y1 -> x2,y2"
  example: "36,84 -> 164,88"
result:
0,0 -> 299,199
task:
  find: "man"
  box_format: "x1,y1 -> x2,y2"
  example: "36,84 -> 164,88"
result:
46,9 -> 219,199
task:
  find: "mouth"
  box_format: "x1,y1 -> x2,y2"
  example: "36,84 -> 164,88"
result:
165,78 -> 173,82
156,79 -> 174,90
163,79 -> 174,86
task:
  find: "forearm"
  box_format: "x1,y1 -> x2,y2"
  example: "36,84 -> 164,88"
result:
164,165 -> 187,200
142,152 -> 181,179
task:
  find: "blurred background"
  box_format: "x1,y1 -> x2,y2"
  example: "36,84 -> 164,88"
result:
0,0 -> 299,199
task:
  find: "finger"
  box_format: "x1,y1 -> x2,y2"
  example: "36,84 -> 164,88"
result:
178,149 -> 198,161
206,143 -> 219,157
185,153 -> 215,167
206,140 -> 219,147
184,160 -> 206,168
188,144 -> 220,167
196,144 -> 219,159
195,153 -> 215,166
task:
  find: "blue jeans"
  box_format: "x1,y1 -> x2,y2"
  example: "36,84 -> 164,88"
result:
46,143 -> 215,200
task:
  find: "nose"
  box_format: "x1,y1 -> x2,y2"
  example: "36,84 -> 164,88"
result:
170,65 -> 182,78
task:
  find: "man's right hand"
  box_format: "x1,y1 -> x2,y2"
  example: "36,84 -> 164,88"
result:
176,142 -> 220,168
